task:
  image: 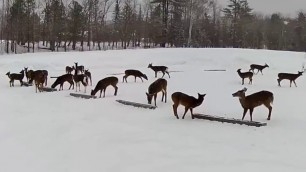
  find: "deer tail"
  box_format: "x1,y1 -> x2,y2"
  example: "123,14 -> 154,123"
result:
270,94 -> 274,105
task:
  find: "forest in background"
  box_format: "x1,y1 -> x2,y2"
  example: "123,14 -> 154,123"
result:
0,0 -> 306,54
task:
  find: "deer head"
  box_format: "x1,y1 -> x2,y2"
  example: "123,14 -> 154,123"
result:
232,87 -> 247,98
6,71 -> 10,76
265,63 -> 269,67
146,92 -> 154,104
148,63 -> 152,68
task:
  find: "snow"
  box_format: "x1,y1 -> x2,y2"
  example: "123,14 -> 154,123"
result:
0,48 -> 306,171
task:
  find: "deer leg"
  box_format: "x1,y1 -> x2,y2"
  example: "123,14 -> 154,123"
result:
122,76 -> 125,83
190,108 -> 194,119
140,77 -> 143,82
260,70 -> 263,75
249,108 -> 254,121
103,89 -> 106,98
249,78 -> 252,84
182,107 -> 189,119
79,83 -> 81,91
164,91 -> 167,103
114,86 -> 118,96
277,79 -> 281,87
293,80 -> 297,87
99,90 -> 102,98
154,94 -> 157,106
90,77 -> 92,86
242,78 -> 244,85
166,71 -> 170,78
242,108 -> 247,120
155,72 -> 157,78
172,104 -> 179,119
134,76 -> 137,82
161,71 -> 165,78
20,80 -> 23,86
290,80 -> 292,87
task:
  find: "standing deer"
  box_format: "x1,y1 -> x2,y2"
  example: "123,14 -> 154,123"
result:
123,69 -> 148,83
277,71 -> 303,87
51,74 -> 74,91
66,66 -> 74,74
33,71 -> 46,93
84,69 -> 92,86
171,92 -> 206,119
28,70 -> 48,86
237,69 -> 253,85
6,70 -> 25,87
91,76 -> 119,98
249,63 -> 269,75
232,88 -> 274,121
146,78 -> 167,106
148,63 -> 170,78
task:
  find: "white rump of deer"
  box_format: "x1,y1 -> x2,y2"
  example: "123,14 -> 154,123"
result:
171,92 -> 206,119
232,88 -> 274,121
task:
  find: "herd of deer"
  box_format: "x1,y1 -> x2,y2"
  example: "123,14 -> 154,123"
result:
4,61 -> 304,122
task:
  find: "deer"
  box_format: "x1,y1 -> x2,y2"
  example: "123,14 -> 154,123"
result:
51,74 -> 74,91
84,69 -> 92,86
232,88 -> 274,121
6,70 -> 25,87
28,70 -> 48,86
122,69 -> 148,83
24,67 -> 34,82
65,66 -> 75,74
74,62 -> 84,74
91,76 -> 119,98
73,62 -> 88,93
237,69 -> 253,85
33,71 -> 46,93
249,63 -> 269,75
146,78 -> 167,106
148,63 -> 170,78
171,92 -> 206,119
277,71 -> 303,87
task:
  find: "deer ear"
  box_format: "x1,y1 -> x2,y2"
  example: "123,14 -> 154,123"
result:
243,87 -> 247,92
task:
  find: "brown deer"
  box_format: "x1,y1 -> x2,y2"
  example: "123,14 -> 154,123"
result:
232,88 -> 274,121
148,63 -> 170,78
65,66 -> 74,74
123,69 -> 148,83
33,71 -> 46,93
28,70 -> 48,86
237,69 -> 253,85
51,74 -> 74,91
84,69 -> 92,86
171,92 -> 206,119
146,78 -> 167,106
91,76 -> 119,98
6,70 -> 25,87
277,71 -> 303,87
249,63 -> 269,75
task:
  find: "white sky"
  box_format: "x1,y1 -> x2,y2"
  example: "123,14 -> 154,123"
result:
217,0 -> 306,17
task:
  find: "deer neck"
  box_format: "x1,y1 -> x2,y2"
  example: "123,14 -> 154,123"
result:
238,95 -> 247,108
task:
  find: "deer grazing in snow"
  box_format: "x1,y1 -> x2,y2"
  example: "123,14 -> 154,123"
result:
6,70 -> 25,87
84,69 -> 92,86
122,69 -> 148,83
277,71 -> 303,87
237,69 -> 253,85
232,88 -> 274,121
249,63 -> 269,75
65,66 -> 74,74
91,76 -> 118,98
148,63 -> 170,78
146,78 -> 167,106
171,92 -> 206,119
51,74 -> 74,91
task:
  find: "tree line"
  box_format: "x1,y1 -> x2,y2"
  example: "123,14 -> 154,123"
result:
1,0 -> 306,54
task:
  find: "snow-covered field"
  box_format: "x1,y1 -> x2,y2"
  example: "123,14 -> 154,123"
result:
0,48 -> 306,172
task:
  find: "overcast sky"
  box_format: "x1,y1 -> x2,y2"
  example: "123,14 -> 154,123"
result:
217,0 -> 306,17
